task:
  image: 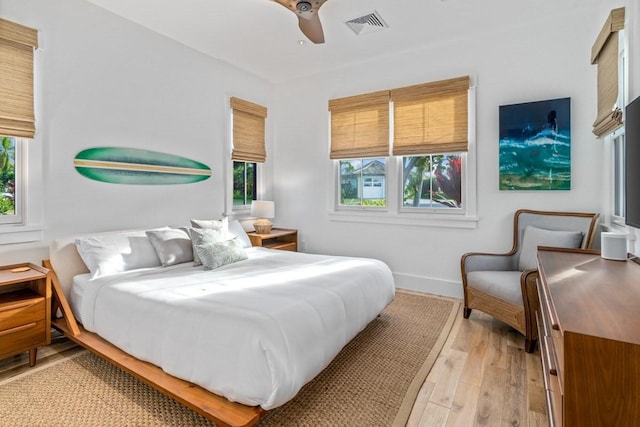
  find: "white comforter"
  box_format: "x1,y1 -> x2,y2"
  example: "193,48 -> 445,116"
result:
73,247 -> 395,409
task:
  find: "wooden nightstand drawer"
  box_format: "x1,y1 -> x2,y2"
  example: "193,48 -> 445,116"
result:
0,291 -> 45,331
248,228 -> 298,252
0,320 -> 46,356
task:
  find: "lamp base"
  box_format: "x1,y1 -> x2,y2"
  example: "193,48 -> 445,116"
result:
253,219 -> 273,234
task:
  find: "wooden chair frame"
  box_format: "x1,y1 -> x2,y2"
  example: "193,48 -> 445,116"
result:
460,209 -> 599,353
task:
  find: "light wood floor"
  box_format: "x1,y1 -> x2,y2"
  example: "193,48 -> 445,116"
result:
408,304 -> 548,427
0,306 -> 548,427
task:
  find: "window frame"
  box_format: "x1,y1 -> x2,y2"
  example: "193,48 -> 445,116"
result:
329,85 -> 478,229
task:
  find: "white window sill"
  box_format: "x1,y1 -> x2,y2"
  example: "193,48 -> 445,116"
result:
328,210 -> 479,229
0,225 -> 44,245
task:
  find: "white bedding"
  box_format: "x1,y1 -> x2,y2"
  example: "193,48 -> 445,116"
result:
70,247 -> 395,409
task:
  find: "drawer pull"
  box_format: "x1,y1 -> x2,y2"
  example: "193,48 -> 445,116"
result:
0,300 -> 39,313
542,336 -> 558,376
0,322 -> 37,337
537,279 -> 560,330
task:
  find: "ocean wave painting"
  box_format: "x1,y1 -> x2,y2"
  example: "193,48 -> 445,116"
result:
499,97 -> 570,190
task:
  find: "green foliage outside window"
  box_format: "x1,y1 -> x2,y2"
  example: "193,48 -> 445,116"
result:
403,154 -> 462,208
233,161 -> 256,205
0,136 -> 15,215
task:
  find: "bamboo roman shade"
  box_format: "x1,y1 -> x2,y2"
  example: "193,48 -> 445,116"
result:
391,76 -> 470,155
591,7 -> 625,138
0,18 -> 38,138
230,97 -> 268,163
328,90 -> 390,159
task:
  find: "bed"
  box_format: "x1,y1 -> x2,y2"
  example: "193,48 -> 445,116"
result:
44,222 -> 395,427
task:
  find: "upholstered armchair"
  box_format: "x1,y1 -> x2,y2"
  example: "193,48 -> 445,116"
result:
461,209 -> 599,353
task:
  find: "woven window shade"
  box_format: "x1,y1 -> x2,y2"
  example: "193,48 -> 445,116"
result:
391,76 -> 469,156
230,97 -> 268,163
591,7 -> 625,138
328,90 -> 390,159
0,18 -> 38,138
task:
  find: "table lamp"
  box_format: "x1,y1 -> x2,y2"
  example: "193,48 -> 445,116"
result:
250,200 -> 275,234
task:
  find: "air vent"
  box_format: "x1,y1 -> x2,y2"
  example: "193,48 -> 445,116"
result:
345,10 -> 389,36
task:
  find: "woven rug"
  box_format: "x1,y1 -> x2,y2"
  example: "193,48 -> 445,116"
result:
0,291 -> 458,427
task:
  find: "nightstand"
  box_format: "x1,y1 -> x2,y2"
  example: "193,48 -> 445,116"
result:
248,228 -> 298,252
0,263 -> 51,367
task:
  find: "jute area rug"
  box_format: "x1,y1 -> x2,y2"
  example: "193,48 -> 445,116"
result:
0,291 -> 458,427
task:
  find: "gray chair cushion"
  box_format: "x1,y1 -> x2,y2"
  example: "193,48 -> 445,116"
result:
466,271 -> 524,306
518,226 -> 583,270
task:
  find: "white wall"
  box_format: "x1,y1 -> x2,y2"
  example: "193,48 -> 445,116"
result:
0,0 -> 628,299
0,0 -> 274,264
271,0 -> 623,297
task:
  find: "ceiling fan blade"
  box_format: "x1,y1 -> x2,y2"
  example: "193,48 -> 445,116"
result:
272,0 -> 328,44
298,13 -> 324,44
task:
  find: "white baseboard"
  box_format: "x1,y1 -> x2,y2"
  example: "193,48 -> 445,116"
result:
393,272 -> 463,299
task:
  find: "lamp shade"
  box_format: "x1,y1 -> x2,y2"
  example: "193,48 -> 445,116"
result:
250,200 -> 275,219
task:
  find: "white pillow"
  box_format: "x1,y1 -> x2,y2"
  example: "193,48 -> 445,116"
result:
191,217 -> 251,248
146,227 -> 193,266
74,228 -> 166,278
518,226 -> 584,271
227,219 -> 252,249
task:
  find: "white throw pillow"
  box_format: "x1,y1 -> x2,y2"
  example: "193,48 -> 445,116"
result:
518,226 -> 584,271
146,227 -> 193,266
75,228 -> 166,278
227,219 -> 252,249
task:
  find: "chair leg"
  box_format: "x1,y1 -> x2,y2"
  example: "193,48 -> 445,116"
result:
463,307 -> 472,318
525,338 -> 537,353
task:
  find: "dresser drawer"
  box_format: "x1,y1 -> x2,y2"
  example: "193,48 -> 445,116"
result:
0,295 -> 45,331
0,319 -> 46,356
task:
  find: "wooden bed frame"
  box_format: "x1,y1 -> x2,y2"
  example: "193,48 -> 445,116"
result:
42,259 -> 265,427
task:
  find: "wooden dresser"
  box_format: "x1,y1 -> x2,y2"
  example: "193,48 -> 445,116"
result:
536,247 -> 640,427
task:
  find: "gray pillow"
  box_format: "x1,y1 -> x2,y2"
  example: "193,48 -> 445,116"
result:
518,226 -> 583,270
146,228 -> 193,266
189,227 -> 230,267
195,238 -> 248,270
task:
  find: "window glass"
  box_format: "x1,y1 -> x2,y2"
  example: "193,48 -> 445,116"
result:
233,161 -> 257,206
0,136 -> 20,224
402,154 -> 462,209
339,158 -> 387,207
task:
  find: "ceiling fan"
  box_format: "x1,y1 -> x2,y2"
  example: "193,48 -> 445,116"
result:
273,0 -> 328,44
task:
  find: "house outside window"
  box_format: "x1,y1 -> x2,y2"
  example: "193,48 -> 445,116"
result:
339,158 -> 386,207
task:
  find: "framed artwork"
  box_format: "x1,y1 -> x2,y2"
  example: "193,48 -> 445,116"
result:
499,97 -> 570,190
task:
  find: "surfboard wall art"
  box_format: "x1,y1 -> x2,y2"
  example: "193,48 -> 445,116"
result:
74,147 -> 212,185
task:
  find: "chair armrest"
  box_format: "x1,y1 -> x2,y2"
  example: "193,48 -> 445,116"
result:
521,269 -> 541,346
461,251 -> 518,274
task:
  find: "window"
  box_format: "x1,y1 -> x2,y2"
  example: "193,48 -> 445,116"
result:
329,76 -> 476,227
0,19 -> 41,242
402,154 -> 462,209
229,97 -> 267,211
0,136 -> 21,224
233,161 -> 257,206
339,158 -> 386,207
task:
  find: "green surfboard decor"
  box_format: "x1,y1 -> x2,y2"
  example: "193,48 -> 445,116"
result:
74,147 -> 212,185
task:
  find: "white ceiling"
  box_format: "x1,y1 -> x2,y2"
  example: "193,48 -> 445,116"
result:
83,0 -> 578,84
